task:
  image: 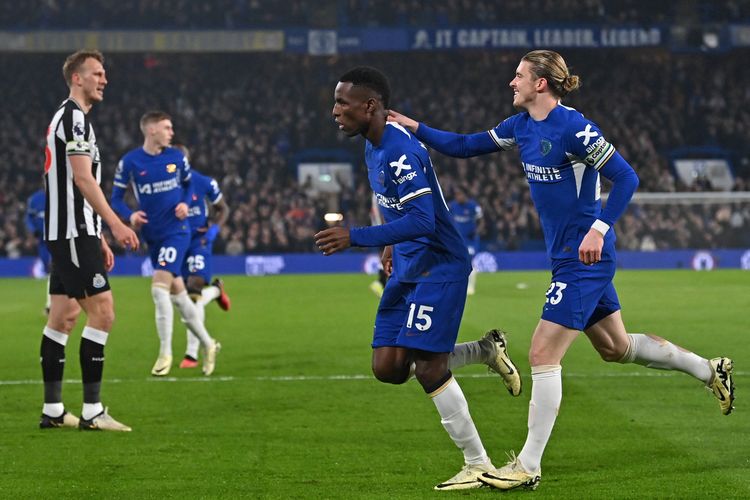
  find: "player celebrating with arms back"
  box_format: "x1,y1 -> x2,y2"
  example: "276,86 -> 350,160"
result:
112,112 -> 220,376
316,67 -> 521,491
388,50 -> 734,490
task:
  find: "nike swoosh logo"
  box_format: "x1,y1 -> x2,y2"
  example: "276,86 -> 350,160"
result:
502,359 -> 515,375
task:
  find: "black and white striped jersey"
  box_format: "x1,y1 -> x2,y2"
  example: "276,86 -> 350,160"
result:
43,98 -> 102,241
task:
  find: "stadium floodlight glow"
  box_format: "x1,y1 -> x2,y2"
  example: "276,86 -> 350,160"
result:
324,212 -> 344,222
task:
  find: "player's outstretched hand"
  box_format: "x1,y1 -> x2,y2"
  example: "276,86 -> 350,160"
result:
314,227 -> 351,256
387,110 -> 419,133
112,221 -> 140,251
578,228 -> 604,265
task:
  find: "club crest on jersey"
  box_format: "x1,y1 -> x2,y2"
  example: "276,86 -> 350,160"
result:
166,163 -> 177,173
92,273 -> 106,289
389,154 -> 412,177
540,139 -> 552,156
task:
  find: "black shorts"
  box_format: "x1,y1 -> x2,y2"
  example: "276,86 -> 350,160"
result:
47,236 -> 110,299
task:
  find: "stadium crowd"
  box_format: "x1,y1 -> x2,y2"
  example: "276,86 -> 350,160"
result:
5,0 -> 748,28
1,48 -> 749,258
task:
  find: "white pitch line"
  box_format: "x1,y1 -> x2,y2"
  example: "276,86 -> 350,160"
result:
0,371 -> 745,386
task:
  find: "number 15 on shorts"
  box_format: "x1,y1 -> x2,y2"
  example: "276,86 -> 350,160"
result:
407,303 -> 434,331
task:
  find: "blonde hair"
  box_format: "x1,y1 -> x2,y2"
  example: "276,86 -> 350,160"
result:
522,50 -> 580,98
62,49 -> 104,87
139,110 -> 172,133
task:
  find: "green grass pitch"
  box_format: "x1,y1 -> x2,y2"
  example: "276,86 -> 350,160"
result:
0,270 -> 748,499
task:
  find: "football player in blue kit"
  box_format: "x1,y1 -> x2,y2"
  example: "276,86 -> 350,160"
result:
316,66 -> 522,491
448,185 -> 482,295
173,144 -> 231,369
112,111 -> 220,377
388,50 -> 734,490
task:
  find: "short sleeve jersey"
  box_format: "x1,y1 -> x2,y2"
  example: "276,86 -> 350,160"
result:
489,105 -> 617,260
114,146 -> 191,242
43,98 -> 102,241
365,123 -> 470,283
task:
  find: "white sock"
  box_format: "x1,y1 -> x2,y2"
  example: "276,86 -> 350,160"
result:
430,376 -> 489,466
82,326 -> 109,346
449,340 -> 488,370
620,334 -> 712,383
201,285 -> 220,303
517,365 -> 561,473
185,299 -> 204,359
172,291 -> 213,347
43,326 -> 69,346
43,402 -> 65,418
468,269 -> 477,292
82,402 -> 104,420
151,286 -> 173,357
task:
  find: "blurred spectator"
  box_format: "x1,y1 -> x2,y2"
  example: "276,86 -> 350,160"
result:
4,0 -> 748,29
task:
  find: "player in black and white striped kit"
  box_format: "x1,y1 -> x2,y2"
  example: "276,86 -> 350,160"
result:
39,49 -> 140,432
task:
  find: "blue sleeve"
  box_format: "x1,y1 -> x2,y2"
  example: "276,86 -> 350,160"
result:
415,124 -> 499,158
111,157 -> 133,220
350,149 -> 435,246
180,154 -> 193,206
25,198 -> 36,232
205,223 -> 220,242
599,152 -> 639,227
208,177 -> 222,204
350,194 -> 434,247
111,185 -> 133,221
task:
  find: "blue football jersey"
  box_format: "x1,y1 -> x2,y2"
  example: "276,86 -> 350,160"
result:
490,105 -> 616,260
26,189 -> 46,235
364,123 -> 470,283
448,199 -> 481,244
186,170 -> 222,238
113,146 -> 191,242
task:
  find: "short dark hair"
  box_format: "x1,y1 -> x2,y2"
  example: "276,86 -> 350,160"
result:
338,66 -> 390,108
139,110 -> 172,132
62,49 -> 104,87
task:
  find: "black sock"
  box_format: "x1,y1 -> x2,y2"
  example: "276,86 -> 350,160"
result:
80,338 -> 105,404
40,334 -> 66,405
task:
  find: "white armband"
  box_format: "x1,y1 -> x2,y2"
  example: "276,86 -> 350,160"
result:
591,219 -> 610,236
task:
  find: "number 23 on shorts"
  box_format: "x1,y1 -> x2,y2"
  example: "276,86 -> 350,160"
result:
545,281 -> 567,305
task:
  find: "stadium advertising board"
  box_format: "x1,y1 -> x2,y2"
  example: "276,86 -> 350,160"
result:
2,250 -> 749,278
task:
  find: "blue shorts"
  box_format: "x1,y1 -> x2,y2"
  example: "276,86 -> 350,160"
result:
181,235 -> 213,283
373,277 -> 468,353
541,257 -> 621,331
147,232 -> 190,277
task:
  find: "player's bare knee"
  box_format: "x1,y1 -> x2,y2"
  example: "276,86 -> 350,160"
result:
596,344 -> 625,362
528,346 -> 550,366
413,364 -> 447,390
372,364 -> 409,385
